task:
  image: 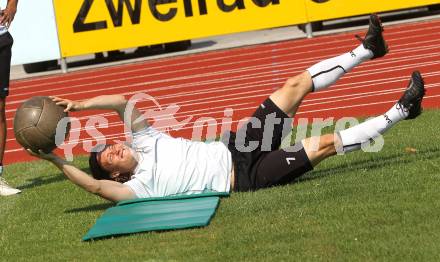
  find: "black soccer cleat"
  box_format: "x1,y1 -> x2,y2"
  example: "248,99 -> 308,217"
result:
398,71 -> 426,120
356,14 -> 389,59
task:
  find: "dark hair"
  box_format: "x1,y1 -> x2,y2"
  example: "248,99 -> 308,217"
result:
88,144 -> 111,180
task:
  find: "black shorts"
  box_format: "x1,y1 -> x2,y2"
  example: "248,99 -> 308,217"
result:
224,98 -> 313,192
0,32 -> 13,98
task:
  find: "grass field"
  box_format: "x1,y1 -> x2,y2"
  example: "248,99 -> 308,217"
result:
1,110 -> 440,261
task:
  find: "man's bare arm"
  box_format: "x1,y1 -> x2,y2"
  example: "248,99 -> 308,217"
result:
52,95 -> 149,133
27,150 -> 135,202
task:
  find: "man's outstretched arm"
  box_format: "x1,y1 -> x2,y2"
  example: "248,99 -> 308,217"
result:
27,150 -> 135,202
51,95 -> 149,133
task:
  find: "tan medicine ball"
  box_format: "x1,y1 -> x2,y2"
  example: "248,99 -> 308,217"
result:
13,96 -> 70,153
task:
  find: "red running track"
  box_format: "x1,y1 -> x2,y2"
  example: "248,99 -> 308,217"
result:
6,18 -> 440,164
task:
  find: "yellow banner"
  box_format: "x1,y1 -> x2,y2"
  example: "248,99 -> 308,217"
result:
53,0 -> 308,57
304,0 -> 440,22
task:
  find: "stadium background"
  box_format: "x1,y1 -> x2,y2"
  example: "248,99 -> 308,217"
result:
1,1 -> 440,260
3,0 -> 440,164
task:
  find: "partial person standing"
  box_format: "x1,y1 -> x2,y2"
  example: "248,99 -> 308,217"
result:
0,0 -> 20,196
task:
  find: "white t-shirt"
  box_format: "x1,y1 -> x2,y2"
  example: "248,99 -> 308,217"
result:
124,127 -> 233,198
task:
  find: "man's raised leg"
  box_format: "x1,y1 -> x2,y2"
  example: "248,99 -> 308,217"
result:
269,14 -> 389,117
336,71 -> 425,153
304,71 -> 425,165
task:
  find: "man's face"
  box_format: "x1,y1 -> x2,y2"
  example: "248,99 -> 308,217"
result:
97,143 -> 137,177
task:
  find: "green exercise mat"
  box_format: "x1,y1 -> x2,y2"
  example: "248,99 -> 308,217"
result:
83,191 -> 229,241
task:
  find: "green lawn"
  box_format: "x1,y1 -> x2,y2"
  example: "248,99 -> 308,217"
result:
1,110 -> 440,261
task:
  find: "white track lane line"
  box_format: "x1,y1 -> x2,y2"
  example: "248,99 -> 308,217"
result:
10,34 -> 440,93
5,69 -> 440,119
6,47 -> 440,109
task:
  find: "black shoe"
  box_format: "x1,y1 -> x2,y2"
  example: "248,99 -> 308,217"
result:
398,71 -> 426,120
356,14 -> 389,59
